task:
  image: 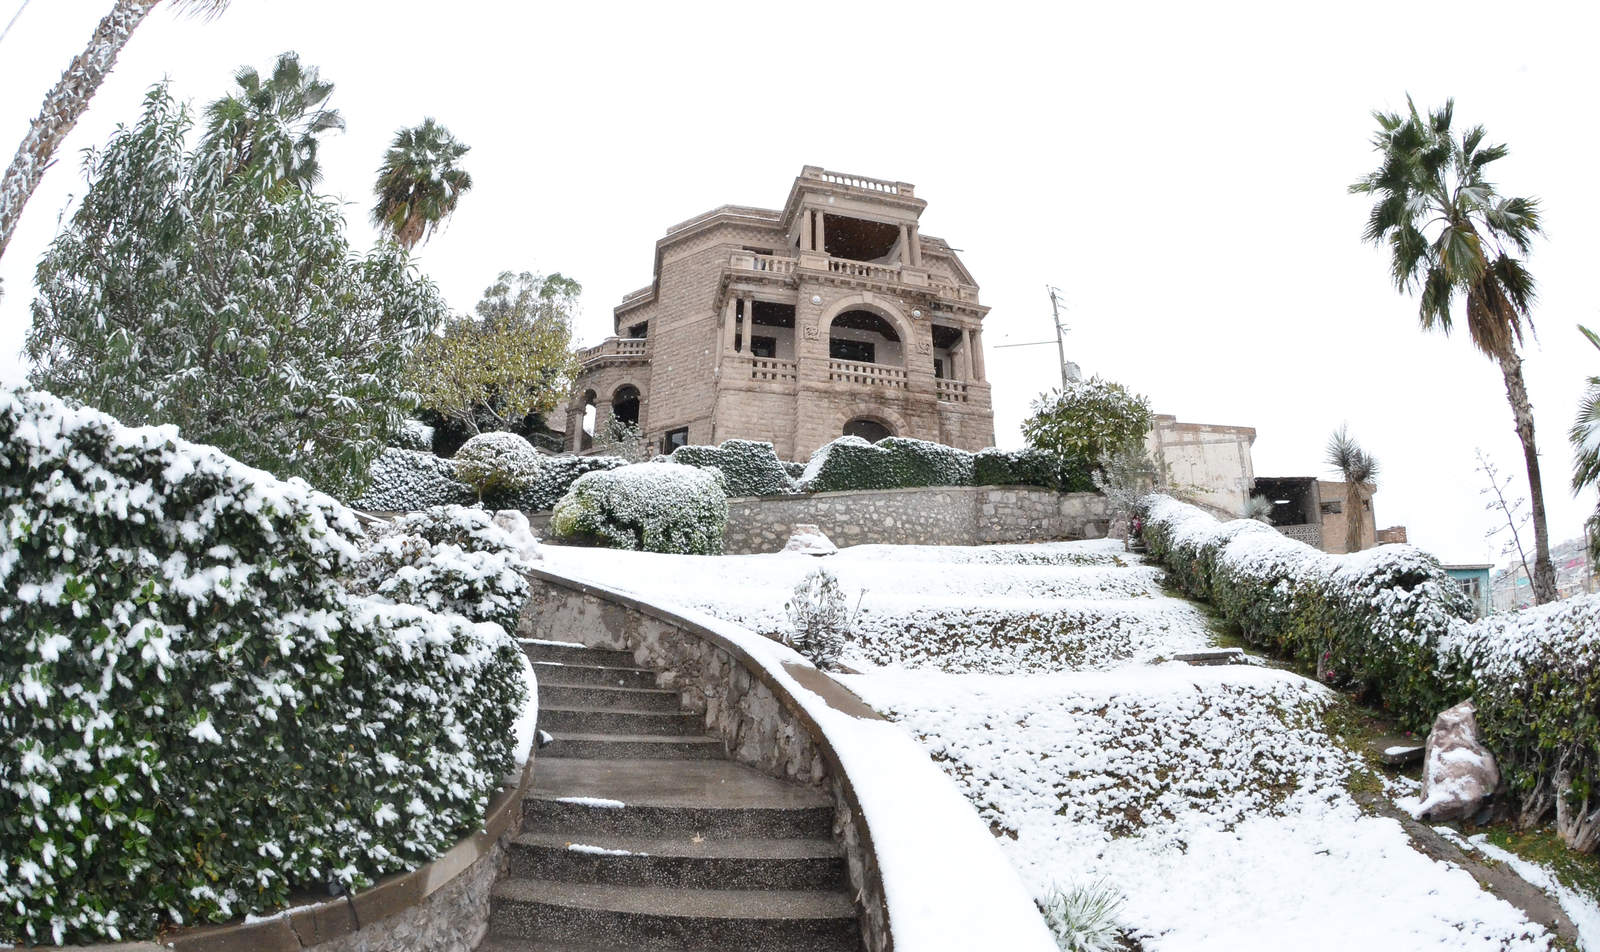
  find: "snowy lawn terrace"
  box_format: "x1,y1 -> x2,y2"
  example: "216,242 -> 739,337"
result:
0,391 -> 529,944
540,538 -> 1216,673
541,537 -> 1569,950
1142,493 -> 1600,853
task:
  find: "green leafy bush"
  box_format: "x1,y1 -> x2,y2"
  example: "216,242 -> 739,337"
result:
501,454 -> 628,511
1140,493 -> 1600,851
797,436 -> 975,493
670,439 -> 795,497
0,389 -> 527,942
971,446 -> 1094,492
550,461 -> 728,554
1022,377 -> 1151,479
348,506 -> 531,633
393,419 -> 435,451
352,447 -> 474,511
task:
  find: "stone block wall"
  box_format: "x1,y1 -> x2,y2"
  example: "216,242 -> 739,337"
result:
720,486 -> 1111,554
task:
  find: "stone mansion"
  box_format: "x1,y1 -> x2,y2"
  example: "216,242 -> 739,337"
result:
565,166 -> 995,459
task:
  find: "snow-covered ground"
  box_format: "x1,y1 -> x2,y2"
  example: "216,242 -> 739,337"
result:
540,539 -> 1581,951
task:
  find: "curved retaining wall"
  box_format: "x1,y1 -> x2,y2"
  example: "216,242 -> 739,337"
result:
520,564 -> 1060,952
58,764 -> 533,952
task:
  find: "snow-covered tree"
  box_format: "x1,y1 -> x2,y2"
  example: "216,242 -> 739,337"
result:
200,50 -> 343,189
25,82 -> 447,499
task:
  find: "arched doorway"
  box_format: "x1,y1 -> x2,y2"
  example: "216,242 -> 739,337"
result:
578,389 -> 598,451
843,417 -> 893,443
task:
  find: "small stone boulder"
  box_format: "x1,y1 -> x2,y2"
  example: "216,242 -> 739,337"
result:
1417,700 -> 1499,822
493,509 -> 544,561
782,524 -> 837,556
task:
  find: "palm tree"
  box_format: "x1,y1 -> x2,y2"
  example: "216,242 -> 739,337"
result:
371,119 -> 472,250
200,51 -> 343,190
1574,325 -> 1600,564
1325,425 -> 1379,554
0,0 -> 228,268
1351,97 -> 1558,603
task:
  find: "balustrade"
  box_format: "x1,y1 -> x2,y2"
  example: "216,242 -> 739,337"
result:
828,359 -> 909,390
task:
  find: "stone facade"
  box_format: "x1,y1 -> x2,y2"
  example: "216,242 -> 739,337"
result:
568,166 -> 995,459
721,486 -> 1113,554
1146,414 -> 1256,518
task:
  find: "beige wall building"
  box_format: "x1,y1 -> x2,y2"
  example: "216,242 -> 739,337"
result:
567,166 -> 995,459
1146,415 -> 1257,519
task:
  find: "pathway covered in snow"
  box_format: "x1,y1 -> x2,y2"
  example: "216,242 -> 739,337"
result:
541,539 -> 1578,951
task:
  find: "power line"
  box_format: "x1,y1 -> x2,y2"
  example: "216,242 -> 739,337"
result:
0,0 -> 31,49
992,285 -> 1079,389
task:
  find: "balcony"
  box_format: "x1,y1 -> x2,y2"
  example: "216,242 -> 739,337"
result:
578,337 -> 649,365
725,251 -> 978,304
935,379 -> 970,403
800,165 -> 915,198
828,359 -> 908,390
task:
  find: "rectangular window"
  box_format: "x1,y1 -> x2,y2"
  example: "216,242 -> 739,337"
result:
662,427 -> 689,454
934,358 -> 945,379
1320,501 -> 1343,515
750,335 -> 777,358
627,322 -> 648,339
830,338 -> 875,363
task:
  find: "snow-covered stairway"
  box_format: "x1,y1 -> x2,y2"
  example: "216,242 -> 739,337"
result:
479,640 -> 861,952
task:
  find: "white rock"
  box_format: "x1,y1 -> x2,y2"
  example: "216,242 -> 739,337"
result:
1417,700 -> 1499,822
493,509 -> 544,561
782,523 -> 837,556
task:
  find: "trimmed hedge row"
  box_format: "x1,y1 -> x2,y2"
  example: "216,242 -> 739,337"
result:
670,439 -> 795,497
1141,493 -> 1600,849
352,447 -> 473,511
798,437 -> 1091,494
550,461 -> 729,555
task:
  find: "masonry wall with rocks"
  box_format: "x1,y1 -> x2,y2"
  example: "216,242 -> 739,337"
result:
519,570 -> 893,952
721,486 -> 1112,553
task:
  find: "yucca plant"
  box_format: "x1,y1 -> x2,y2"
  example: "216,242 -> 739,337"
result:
1040,879 -> 1127,952
1325,425 -> 1379,553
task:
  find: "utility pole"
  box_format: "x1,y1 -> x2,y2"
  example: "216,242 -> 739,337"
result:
995,284 -> 1080,389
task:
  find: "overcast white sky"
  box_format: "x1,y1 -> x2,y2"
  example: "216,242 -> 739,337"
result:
2,0 -> 1597,565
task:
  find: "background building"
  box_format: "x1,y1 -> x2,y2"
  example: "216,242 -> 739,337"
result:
567,166 -> 995,459
1145,415 -> 1256,518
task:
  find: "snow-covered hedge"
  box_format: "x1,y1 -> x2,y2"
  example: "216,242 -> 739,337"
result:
798,436 -> 975,493
351,446 -> 474,511
1141,493 -> 1600,850
453,430 -> 541,502
669,439 -> 795,497
393,418 -> 435,452
0,389 -> 527,942
971,446 -> 1094,492
550,461 -> 728,554
349,506 -> 531,633
501,453 -> 627,512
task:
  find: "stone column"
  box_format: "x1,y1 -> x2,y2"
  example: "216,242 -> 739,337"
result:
722,297 -> 738,354
908,223 -> 922,266
957,331 -> 974,380
899,223 -> 911,265
815,213 -> 826,255
970,327 -> 986,381
802,208 -> 814,250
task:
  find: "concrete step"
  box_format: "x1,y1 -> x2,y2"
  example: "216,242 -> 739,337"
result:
488,877 -> 859,951
539,684 -> 683,713
531,660 -> 658,690
542,732 -> 723,761
508,830 -> 847,890
525,759 -> 834,839
538,705 -> 703,737
521,641 -> 636,667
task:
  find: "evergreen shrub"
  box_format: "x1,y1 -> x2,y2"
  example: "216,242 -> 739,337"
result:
0,390 -> 527,942
351,447 -> 473,511
453,431 -> 541,502
348,506 -> 531,633
550,461 -> 727,554
501,454 -> 627,512
669,439 -> 795,497
1140,493 -> 1600,850
797,436 -> 974,493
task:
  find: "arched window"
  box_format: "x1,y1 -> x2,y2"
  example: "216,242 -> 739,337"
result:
612,385 -> 641,427
829,310 -> 901,365
579,389 -> 598,451
843,417 -> 893,443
